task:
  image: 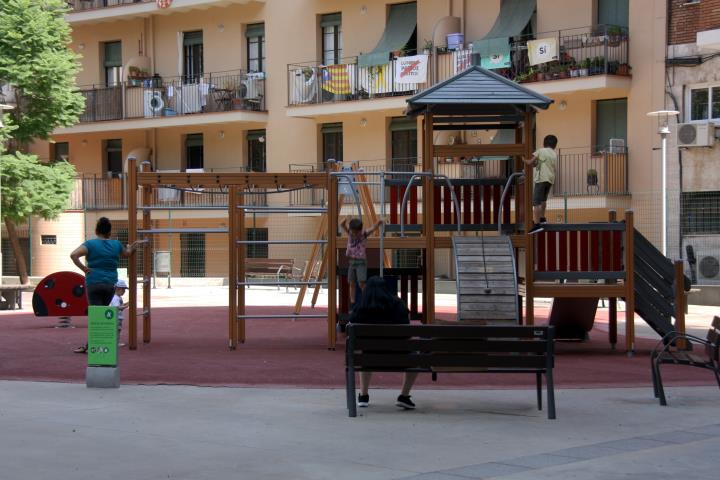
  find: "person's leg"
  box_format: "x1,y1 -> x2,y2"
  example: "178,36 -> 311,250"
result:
532,183 -> 543,224
401,372 -> 418,396
348,264 -> 357,305
356,261 -> 367,292
360,372 -> 372,395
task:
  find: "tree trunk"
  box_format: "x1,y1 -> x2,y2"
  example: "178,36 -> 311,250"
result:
4,218 -> 29,285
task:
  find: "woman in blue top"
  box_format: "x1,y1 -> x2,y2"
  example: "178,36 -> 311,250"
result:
70,217 -> 139,353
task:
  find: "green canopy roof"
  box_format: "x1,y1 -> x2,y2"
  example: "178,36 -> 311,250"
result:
358,2 -> 417,68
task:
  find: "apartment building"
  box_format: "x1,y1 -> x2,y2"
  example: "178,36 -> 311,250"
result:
665,0 -> 720,299
14,0 -> 668,281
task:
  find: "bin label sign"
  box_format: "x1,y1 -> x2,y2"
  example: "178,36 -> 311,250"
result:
88,306 -> 118,367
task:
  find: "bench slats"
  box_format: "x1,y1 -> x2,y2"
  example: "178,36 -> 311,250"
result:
349,325 -> 551,339
354,353 -> 547,369
353,338 -> 549,353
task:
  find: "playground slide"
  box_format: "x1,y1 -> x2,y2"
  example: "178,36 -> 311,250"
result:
548,298 -> 598,340
453,236 -> 519,325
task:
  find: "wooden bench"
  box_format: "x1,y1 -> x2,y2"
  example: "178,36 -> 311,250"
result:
0,285 -> 33,310
346,324 -> 556,419
651,316 -> 720,405
244,259 -> 299,290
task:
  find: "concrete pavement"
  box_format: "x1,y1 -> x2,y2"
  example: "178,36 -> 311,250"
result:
1,381 -> 718,480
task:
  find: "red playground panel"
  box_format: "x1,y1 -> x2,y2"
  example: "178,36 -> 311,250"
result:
32,271 -> 88,317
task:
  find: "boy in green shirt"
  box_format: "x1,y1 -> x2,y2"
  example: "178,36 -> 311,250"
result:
523,134 -> 558,234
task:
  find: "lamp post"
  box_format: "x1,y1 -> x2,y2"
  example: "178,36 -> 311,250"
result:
1,103 -> 16,286
647,110 -> 680,257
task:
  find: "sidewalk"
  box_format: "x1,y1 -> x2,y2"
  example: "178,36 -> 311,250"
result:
0,381 -> 718,480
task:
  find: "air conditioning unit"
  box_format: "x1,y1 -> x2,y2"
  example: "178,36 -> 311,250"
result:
683,237 -> 720,285
608,138 -> 626,154
676,122 -> 715,147
698,255 -> 720,282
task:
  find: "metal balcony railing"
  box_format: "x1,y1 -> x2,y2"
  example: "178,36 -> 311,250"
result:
66,0 -> 152,12
77,69 -> 265,123
287,24 -> 630,106
554,146 -> 629,196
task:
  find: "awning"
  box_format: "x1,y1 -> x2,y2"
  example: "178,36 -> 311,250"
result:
183,31 -> 203,46
245,23 -> 265,38
320,13 -> 341,28
358,2 -> 417,68
104,42 -> 122,67
472,0 -> 535,56
320,122 -> 342,134
389,117 -> 417,132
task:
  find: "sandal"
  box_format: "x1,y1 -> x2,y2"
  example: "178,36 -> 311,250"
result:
73,344 -> 88,354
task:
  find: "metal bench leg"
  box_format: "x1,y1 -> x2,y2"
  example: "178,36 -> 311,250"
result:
536,372 -> 542,410
546,370 -> 556,420
655,360 -> 668,406
347,366 -> 357,417
713,368 -> 720,391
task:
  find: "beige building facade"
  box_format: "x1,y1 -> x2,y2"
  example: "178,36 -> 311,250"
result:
16,0 -> 671,281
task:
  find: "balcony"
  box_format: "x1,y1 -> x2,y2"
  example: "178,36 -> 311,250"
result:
69,169 -> 267,211
287,25 -> 631,115
554,147 -> 629,197
67,0 -> 152,12
60,70 -> 266,133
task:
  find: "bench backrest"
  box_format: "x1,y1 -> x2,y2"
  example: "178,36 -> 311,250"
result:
707,316 -> 720,362
245,259 -> 294,271
347,324 -> 554,370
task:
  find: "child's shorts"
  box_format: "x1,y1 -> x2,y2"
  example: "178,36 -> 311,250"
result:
533,182 -> 553,206
347,259 -> 368,285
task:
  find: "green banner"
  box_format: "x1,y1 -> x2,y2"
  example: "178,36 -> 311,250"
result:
88,306 -> 118,367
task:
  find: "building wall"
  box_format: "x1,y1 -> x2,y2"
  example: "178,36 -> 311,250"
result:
30,213 -> 86,277
669,0 -> 720,45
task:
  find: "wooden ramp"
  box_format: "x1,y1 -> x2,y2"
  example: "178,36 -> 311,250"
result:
453,236 -> 519,325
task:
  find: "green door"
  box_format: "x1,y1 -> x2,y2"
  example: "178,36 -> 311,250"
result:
598,0 -> 629,28
595,98 -> 627,152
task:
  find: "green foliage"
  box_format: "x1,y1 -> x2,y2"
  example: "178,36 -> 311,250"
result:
0,0 -> 84,146
0,152 -> 77,223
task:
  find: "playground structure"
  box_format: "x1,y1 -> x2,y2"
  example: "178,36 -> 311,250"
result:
124,67 -> 689,353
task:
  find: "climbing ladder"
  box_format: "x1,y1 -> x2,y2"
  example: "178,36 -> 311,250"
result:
453,235 -> 520,324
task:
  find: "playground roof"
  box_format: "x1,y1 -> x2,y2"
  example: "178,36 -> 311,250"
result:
406,66 -> 553,116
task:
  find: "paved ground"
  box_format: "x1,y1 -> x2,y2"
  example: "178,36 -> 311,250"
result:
1,381 -> 718,480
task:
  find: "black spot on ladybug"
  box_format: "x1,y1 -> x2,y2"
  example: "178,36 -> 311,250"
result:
45,279 -> 55,289
55,298 -> 64,306
72,285 -> 85,297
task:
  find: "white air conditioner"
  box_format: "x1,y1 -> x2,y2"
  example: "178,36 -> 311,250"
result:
676,122 -> 715,147
698,255 -> 720,282
608,138 -> 626,154
683,237 -> 720,285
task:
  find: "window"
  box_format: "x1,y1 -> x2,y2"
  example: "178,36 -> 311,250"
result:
248,130 -> 266,172
185,133 -> 204,170
246,228 -> 268,259
52,142 -> 69,163
390,117 -> 417,171
321,13 -> 342,65
595,98 -> 627,152
180,233 -> 205,277
246,23 -> 265,73
105,139 -> 123,176
183,31 -> 203,84
682,191 -> 720,235
688,85 -> 720,122
103,41 -> 122,87
597,0 -> 629,28
41,235 -> 57,245
321,123 -> 343,169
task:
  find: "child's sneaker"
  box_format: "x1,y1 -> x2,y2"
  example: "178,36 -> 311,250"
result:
528,223 -> 544,234
396,395 -> 415,410
357,394 -> 369,407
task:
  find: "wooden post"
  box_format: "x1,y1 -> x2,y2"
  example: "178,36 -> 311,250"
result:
674,260 -> 687,350
624,210 -> 635,354
524,112 -> 535,326
294,214 -> 327,314
228,186 -> 238,349
127,156 -> 138,350
237,192 -> 246,344
608,210 -> 617,348
141,162 -> 152,344
327,173 -> 338,348
423,111 -> 435,324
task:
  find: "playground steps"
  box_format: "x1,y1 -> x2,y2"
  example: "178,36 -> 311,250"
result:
453,236 -> 519,324
633,229 -> 691,339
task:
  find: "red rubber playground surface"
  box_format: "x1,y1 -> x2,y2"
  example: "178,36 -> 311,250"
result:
0,305 -> 715,389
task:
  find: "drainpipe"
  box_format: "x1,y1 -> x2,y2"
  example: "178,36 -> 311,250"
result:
678,148 -> 683,260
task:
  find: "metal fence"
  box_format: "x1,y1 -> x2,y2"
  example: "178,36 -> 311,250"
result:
78,69 -> 265,123
66,0 -> 152,12
287,25 -> 629,106
554,146 -> 629,196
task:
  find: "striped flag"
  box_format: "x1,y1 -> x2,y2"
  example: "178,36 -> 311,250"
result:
321,64 -> 351,95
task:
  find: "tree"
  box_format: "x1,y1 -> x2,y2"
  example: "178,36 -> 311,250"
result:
0,0 -> 84,284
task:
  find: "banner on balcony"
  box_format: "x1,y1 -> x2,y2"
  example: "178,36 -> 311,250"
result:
527,37 -> 558,66
473,37 -> 511,70
321,64 -> 351,95
454,49 -> 473,74
481,50 -> 511,70
394,55 -> 428,84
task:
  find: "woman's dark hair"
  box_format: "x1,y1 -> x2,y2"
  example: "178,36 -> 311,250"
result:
349,218 -> 363,232
357,276 -> 396,311
96,217 -> 112,237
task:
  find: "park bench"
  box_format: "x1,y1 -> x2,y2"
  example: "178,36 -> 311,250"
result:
0,285 -> 33,310
345,324 -> 556,419
651,316 -> 720,406
244,258 -> 300,291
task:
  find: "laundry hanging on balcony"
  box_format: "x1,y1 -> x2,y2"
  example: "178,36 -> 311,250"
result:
358,2 -> 417,68
527,37 -> 558,65
321,64 -> 351,95
471,0 -> 536,69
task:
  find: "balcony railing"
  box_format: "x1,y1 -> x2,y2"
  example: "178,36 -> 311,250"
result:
554,146 -> 629,196
288,25 -> 629,106
67,0 -> 155,12
78,70 -> 265,123
66,0 -> 152,12
69,169 -> 267,210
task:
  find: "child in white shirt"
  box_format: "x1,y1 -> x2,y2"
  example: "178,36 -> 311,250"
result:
110,279 -> 128,345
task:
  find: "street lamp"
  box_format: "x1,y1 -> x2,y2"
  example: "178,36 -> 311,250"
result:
647,110 -> 680,257
1,103 -> 15,286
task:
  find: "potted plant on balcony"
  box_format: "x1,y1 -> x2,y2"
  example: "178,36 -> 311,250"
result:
422,39 -> 433,55
569,60 -> 579,77
607,25 -> 626,46
578,58 -> 590,76
590,56 -> 605,75
587,168 -> 599,187
617,63 -> 631,76
607,60 -> 620,75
